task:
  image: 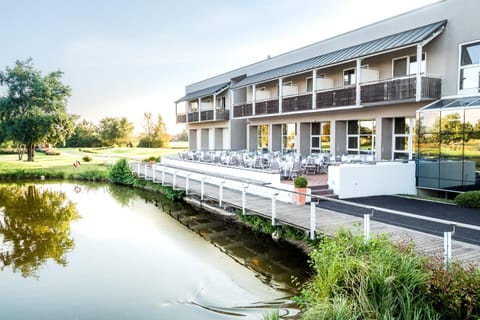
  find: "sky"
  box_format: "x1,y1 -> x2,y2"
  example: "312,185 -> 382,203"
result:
0,0 -> 439,135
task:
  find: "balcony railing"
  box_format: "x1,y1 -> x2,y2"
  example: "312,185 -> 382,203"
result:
316,87 -> 356,108
200,110 -> 214,121
283,93 -> 313,113
176,113 -> 186,124
255,99 -> 279,115
361,76 -> 441,104
216,109 -> 230,121
187,112 -> 199,122
233,103 -> 253,117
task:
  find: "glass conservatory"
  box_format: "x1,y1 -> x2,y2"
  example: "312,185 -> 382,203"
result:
416,95 -> 480,190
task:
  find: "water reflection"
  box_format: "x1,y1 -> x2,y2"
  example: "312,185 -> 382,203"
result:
0,184 -> 79,278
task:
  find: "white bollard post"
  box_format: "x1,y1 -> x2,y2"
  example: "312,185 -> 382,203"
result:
185,174 -> 190,195
219,181 -> 225,207
310,202 -> 316,240
444,231 -> 452,270
271,193 -> 276,226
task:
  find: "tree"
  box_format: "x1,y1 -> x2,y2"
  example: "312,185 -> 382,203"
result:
98,116 -> 134,146
172,129 -> 188,142
0,185 -> 79,278
65,119 -> 102,147
0,59 -> 74,161
137,113 -> 170,148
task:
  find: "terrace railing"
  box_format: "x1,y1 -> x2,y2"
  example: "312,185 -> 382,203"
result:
255,99 -> 279,115
282,93 -> 313,112
233,103 -> 253,117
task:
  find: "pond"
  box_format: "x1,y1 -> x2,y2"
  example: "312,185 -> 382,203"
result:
0,182 -> 310,319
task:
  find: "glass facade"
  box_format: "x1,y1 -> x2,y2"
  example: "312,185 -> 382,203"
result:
416,96 -> 480,190
257,125 -> 269,150
347,120 -> 376,155
282,123 -> 296,152
311,122 -> 330,153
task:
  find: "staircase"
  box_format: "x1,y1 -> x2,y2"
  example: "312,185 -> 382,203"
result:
310,184 -> 338,200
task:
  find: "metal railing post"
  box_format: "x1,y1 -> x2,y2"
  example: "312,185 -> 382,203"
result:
242,184 -> 248,215
219,181 -> 225,207
201,176 -> 206,201
185,174 -> 190,195
364,209 -> 373,242
271,193 -> 276,226
173,171 -> 177,190
444,225 -> 455,270
310,202 -> 316,240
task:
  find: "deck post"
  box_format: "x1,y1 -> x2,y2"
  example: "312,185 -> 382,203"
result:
161,168 -> 165,185
271,193 -> 276,226
242,184 -> 248,215
144,163 -> 147,178
310,202 -> 316,240
152,165 -> 156,182
363,213 -> 371,242
185,174 -> 191,195
444,225 -> 455,270
201,176 -> 206,201
137,161 -> 140,175
173,171 -> 177,190
219,180 -> 225,207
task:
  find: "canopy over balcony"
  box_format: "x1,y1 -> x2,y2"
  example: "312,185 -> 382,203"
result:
231,20 -> 447,89
176,82 -> 229,103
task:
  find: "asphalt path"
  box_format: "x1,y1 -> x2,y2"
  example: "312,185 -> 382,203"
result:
316,196 -> 480,246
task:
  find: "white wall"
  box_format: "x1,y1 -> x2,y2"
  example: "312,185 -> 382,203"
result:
328,161 -> 416,198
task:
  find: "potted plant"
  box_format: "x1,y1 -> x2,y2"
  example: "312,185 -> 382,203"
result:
294,176 -> 308,205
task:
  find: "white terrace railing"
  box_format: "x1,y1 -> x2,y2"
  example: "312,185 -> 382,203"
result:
130,160 -> 480,269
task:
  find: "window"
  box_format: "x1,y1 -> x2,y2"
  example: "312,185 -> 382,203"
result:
190,101 -> 198,111
311,122 -> 330,153
392,54 -> 426,77
306,77 -> 313,92
257,125 -> 269,150
459,41 -> 480,92
343,68 -> 355,86
347,120 -> 376,154
392,117 -> 415,160
282,123 -> 296,152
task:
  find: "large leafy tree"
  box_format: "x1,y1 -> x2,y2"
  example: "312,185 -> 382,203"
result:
138,113 -> 170,148
98,116 -> 134,146
66,119 -> 102,147
0,59 -> 74,161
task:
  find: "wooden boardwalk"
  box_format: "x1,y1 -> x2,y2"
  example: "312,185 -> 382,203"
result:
133,162 -> 480,266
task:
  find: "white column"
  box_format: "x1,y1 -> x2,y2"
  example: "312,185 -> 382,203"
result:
213,94 -> 217,121
252,84 -> 256,116
356,59 -> 361,106
416,44 -> 423,102
198,98 -> 201,121
278,78 -> 283,113
312,69 -> 317,109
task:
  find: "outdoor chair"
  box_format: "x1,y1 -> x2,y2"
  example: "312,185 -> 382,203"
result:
289,161 -> 303,180
305,158 -> 317,175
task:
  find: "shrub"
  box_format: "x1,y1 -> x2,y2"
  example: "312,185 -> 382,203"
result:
45,149 -> 61,155
294,176 -> 308,188
108,158 -> 134,185
455,191 -> 480,208
143,156 -> 161,163
82,155 -> 92,162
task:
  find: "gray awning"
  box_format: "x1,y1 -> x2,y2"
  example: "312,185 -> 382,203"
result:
232,20 -> 447,89
175,82 -> 229,103
418,94 -> 480,112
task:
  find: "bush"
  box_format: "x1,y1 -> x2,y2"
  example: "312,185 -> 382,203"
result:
45,149 -> 61,155
455,191 -> 480,208
82,155 -> 92,162
143,156 -> 161,163
108,158 -> 134,185
294,176 -> 308,188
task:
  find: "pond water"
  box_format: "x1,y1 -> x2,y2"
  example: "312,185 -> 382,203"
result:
0,182 -> 310,319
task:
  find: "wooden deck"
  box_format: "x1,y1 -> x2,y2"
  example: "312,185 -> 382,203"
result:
132,161 -> 480,266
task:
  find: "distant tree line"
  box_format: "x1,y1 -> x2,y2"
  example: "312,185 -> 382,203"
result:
0,59 -> 181,160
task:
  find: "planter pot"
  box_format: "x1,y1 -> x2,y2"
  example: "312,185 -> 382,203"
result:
295,187 -> 307,205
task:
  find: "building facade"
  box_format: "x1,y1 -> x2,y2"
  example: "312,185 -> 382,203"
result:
175,0 -> 480,190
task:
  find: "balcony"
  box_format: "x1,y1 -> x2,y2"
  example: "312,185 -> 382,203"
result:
176,113 -> 186,124
233,103 -> 253,117
316,87 -> 356,109
255,99 -> 279,115
283,93 -> 313,113
361,76 -> 441,104
188,112 -> 199,122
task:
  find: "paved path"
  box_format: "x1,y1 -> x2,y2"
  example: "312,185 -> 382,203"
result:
133,162 -> 480,266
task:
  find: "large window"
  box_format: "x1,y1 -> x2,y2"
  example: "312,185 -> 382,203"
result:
257,125 -> 269,150
343,68 -> 355,86
392,53 -> 426,77
347,120 -> 376,154
282,123 -> 296,153
459,41 -> 480,93
311,122 -> 330,154
393,117 -> 415,160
